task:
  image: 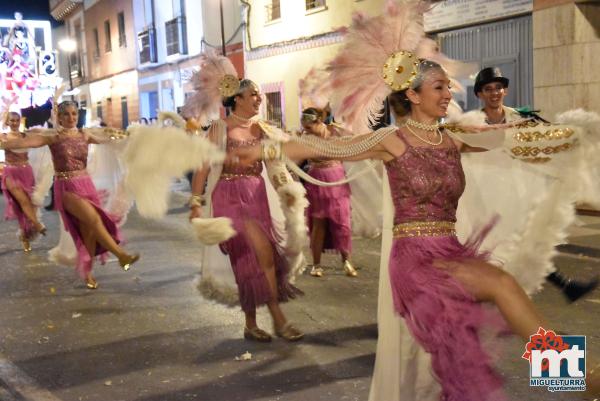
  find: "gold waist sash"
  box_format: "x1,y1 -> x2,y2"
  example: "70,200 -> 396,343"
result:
220,172 -> 261,180
55,169 -> 88,180
393,221 -> 456,238
5,161 -> 30,167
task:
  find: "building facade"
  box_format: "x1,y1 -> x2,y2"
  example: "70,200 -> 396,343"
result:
132,0 -> 244,120
532,0 -> 600,118
244,0 -> 386,130
51,0 -> 139,128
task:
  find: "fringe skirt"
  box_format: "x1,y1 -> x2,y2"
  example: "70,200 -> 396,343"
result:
2,164 -> 37,240
389,227 -> 508,401
305,164 -> 352,254
54,174 -> 121,278
212,175 -> 301,312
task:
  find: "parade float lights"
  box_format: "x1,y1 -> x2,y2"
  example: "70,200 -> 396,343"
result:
0,13 -> 62,111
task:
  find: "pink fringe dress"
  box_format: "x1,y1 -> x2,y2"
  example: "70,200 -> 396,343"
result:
304,160 -> 352,255
2,146 -> 37,240
211,136 -> 301,312
385,130 -> 507,401
49,132 -> 121,278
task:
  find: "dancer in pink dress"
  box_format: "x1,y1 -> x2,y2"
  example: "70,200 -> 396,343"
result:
0,101 -> 139,289
1,111 -> 45,251
236,57 -> 600,399
300,107 -> 357,278
188,77 -> 304,343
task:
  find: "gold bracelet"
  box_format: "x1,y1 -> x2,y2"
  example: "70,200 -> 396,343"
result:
261,140 -> 282,161
188,194 -> 206,208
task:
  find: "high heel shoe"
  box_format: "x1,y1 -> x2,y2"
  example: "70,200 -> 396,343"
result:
343,260 -> 358,277
274,323 -> 304,341
85,277 -> 98,290
310,265 -> 324,278
243,326 -> 272,342
118,253 -> 140,271
20,236 -> 31,253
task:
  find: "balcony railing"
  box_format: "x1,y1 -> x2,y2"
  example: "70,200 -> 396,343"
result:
50,0 -> 83,21
165,16 -> 187,56
138,26 -> 157,64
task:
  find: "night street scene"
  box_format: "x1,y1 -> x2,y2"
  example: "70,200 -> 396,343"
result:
0,1 -> 599,401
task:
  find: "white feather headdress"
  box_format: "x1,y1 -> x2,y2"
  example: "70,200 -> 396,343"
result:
182,49 -> 240,125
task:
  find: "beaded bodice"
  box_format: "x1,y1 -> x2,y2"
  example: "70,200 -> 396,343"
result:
48,131 -> 88,172
222,135 -> 263,176
2,133 -> 28,164
385,130 -> 465,225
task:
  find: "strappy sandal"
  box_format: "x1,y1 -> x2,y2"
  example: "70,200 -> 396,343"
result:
274,323 -> 304,342
243,326 -> 272,342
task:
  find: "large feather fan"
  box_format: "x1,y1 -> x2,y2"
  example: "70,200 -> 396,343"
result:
182,48 -> 238,125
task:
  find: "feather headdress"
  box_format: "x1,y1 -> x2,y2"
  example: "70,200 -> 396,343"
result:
182,48 -> 240,125
321,0 -> 475,131
50,84 -> 67,128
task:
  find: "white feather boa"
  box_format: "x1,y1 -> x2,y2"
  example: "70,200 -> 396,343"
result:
191,217 -> 236,245
123,124 -> 224,219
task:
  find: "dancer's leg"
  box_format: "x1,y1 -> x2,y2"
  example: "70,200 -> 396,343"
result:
4,177 -> 43,231
433,259 -> 546,340
243,219 -> 287,330
62,192 -> 128,260
81,228 -> 98,287
310,218 -> 326,265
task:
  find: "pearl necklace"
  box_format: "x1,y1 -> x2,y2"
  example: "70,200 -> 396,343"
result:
231,112 -> 253,127
405,124 -> 444,146
406,118 -> 440,132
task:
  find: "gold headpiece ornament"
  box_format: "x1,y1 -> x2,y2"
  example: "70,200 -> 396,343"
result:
381,50 -> 420,92
218,74 -> 241,98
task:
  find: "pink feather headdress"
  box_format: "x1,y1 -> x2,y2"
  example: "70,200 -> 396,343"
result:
182,48 -> 240,125
319,0 -> 475,131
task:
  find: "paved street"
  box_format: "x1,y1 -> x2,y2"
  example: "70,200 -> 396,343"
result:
0,188 -> 599,401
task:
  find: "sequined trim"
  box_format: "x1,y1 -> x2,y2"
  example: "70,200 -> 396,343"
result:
513,121 -> 553,129
55,169 -> 88,180
512,128 -> 575,143
5,161 -> 30,167
220,172 -> 260,180
393,221 -> 456,238
510,140 -> 577,158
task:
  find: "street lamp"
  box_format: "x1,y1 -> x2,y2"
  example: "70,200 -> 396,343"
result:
58,38 -> 77,99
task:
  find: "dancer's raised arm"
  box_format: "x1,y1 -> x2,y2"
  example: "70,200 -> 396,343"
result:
0,133 -> 51,150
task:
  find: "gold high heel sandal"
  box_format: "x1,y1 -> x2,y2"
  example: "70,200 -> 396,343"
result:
85,277 -> 98,290
343,260 -> 358,277
310,265 -> 324,278
119,253 -> 140,271
20,236 -> 31,252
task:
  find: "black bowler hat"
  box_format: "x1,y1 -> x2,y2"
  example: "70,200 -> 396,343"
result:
473,67 -> 509,95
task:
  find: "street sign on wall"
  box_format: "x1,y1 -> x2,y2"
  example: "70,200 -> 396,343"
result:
424,0 -> 533,32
